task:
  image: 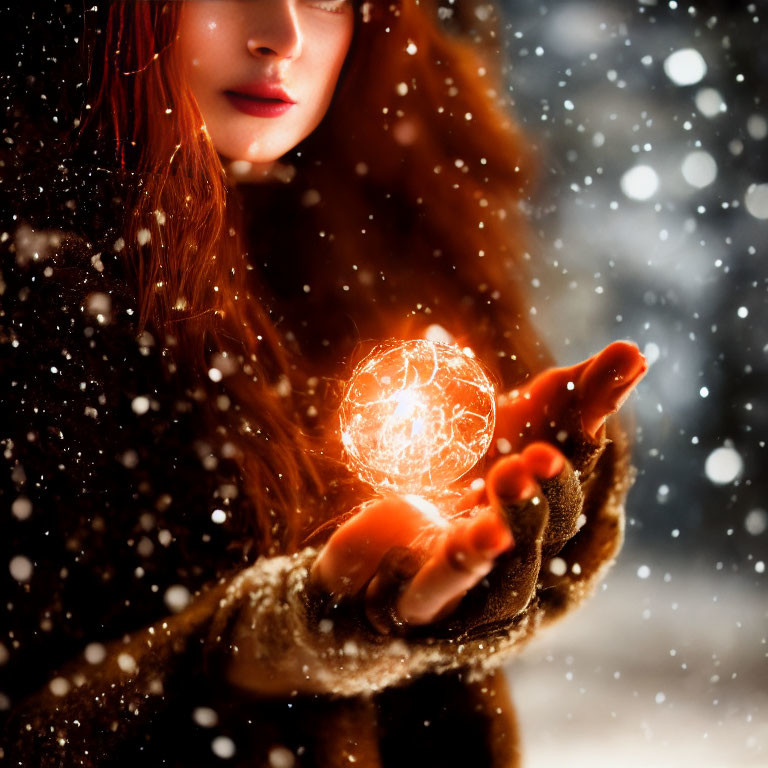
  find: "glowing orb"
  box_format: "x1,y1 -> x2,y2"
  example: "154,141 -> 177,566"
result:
339,339 -> 496,495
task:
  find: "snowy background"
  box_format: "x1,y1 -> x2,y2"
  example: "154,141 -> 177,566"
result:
2,1 -> 766,765
493,1 -> 768,765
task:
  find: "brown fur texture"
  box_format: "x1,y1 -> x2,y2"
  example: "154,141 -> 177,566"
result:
1,2 -> 635,763
0,234 -> 629,761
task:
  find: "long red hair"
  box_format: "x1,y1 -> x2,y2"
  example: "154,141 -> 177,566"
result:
82,0 -> 550,556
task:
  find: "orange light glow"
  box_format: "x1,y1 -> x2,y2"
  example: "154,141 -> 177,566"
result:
340,340 -> 496,497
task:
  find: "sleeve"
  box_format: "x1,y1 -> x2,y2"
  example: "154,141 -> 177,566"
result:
1,229 -> 633,755
3,432 -> 630,766
0,230 -> 520,760
445,419 -> 630,634
0,231 -> 245,761
362,419 -> 630,677
2,583 -> 227,764
202,420 -> 632,701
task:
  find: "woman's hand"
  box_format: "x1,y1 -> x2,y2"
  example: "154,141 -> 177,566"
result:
309,341 -> 646,634
309,442 -> 565,630
493,340 -> 648,453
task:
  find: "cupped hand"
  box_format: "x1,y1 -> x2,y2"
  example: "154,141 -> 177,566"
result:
309,442 -> 566,630
493,340 -> 647,454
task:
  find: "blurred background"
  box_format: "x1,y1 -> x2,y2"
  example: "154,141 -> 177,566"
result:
2,0 -> 765,765
488,1 -> 768,765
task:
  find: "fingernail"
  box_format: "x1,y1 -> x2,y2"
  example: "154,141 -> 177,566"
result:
523,442 -> 565,479
488,456 -> 538,505
471,515 -> 513,556
493,475 -> 538,506
609,349 -> 648,390
605,359 -> 648,412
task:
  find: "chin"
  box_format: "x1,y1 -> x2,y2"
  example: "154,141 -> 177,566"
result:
233,139 -> 297,164
223,156 -> 298,184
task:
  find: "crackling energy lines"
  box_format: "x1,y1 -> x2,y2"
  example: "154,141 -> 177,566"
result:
339,339 -> 496,497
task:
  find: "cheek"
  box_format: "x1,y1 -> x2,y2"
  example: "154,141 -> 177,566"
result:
177,6 -> 231,89
336,20 -> 355,70
320,20 -> 354,91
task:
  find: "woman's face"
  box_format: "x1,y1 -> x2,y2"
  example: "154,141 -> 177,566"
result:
178,0 -> 354,171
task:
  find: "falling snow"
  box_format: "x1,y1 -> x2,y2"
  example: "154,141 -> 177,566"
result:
269,746 -> 297,768
9,555 -> 33,582
620,165 -> 659,201
163,584 -> 192,614
744,509 -> 767,537
663,48 -> 708,86
704,446 -> 744,485
192,707 -> 219,728
681,151 -> 717,189
1,2 -> 766,766
211,736 -> 237,760
504,3 -> 768,763
84,643 -> 107,665
744,183 -> 768,219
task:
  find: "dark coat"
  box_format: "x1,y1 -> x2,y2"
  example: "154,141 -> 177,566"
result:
0,209 -> 631,766
0,3 -> 634,761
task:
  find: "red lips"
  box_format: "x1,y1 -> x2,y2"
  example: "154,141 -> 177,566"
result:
227,81 -> 296,103
224,81 -> 297,118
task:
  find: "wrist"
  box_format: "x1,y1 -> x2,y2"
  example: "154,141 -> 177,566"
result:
211,548 -> 334,697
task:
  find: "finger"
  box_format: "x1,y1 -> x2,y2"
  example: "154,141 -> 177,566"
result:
578,341 -> 647,439
486,442 -> 564,509
486,454 -> 538,506
520,442 -> 566,479
364,546 -> 423,635
492,359 -> 594,452
453,481 -> 487,515
454,443 -> 564,514
396,509 -> 512,626
493,341 -> 646,451
310,496 -> 435,596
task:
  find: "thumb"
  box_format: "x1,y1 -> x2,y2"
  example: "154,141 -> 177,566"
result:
364,546 -> 422,635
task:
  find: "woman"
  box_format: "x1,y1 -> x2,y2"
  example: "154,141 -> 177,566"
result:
0,0 -> 646,765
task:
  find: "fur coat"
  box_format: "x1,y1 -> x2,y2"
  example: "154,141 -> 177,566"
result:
0,169 -> 631,767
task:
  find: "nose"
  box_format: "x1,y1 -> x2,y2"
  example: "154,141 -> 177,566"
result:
246,0 -> 303,60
